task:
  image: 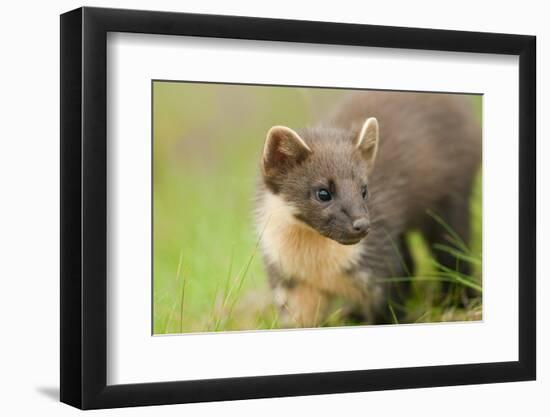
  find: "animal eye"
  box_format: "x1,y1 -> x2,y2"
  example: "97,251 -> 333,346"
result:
362,186 -> 368,200
316,188 -> 332,202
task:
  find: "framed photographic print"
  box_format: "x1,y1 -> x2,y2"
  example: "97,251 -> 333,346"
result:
60,6 -> 536,410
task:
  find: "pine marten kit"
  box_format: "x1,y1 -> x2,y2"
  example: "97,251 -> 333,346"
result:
256,91 -> 481,327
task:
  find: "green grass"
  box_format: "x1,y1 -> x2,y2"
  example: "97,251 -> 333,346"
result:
153,82 -> 483,334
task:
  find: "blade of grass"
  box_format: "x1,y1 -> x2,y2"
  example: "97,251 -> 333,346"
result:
179,258 -> 187,334
426,210 -> 470,253
268,310 -> 280,330
434,261 -> 482,289
164,249 -> 184,334
432,243 -> 482,265
211,247 -> 237,331
437,271 -> 482,292
221,244 -> 236,308
377,274 -> 481,293
388,302 -> 399,324
224,220 -> 269,324
322,307 -> 344,326
377,276 -> 455,284
414,310 -> 430,323
383,228 -> 411,276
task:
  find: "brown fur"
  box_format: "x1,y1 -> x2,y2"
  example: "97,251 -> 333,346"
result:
256,91 -> 481,327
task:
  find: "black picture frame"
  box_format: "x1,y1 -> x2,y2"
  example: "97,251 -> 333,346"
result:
60,6 -> 536,410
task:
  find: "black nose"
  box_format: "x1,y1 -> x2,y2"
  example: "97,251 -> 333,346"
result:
352,218 -> 370,234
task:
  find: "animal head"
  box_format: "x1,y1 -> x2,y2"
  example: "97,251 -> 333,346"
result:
261,117 -> 379,245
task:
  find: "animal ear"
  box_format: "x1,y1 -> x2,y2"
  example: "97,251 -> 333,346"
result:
262,126 -> 312,176
355,117 -> 379,168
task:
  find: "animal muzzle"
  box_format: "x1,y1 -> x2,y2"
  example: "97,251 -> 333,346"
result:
336,217 -> 370,245
352,218 -> 370,234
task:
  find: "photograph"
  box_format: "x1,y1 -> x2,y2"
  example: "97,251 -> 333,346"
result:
152,82 -> 483,334
54,4 -> 538,411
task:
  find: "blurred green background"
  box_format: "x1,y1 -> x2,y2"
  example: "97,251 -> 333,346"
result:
153,81 -> 482,334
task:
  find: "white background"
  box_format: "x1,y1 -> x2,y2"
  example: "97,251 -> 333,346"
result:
108,34 -> 519,384
0,0 -> 546,415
